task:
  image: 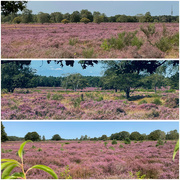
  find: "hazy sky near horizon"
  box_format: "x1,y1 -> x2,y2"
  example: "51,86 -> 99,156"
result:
2,121 -> 179,139
26,1 -> 179,16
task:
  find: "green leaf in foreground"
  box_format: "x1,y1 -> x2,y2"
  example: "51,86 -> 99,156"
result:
29,165 -> 58,179
18,140 -> 32,160
2,164 -> 19,179
1,161 -> 19,171
173,139 -> 179,161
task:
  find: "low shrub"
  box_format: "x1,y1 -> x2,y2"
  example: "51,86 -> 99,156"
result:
69,38 -> 79,46
152,98 -> 162,105
112,139 -> 117,145
138,99 -> 148,105
124,138 -> 131,144
109,146 -> 115,150
82,48 -> 95,58
119,144 -> 124,148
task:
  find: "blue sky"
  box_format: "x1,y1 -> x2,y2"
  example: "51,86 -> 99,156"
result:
2,121 -> 179,139
30,60 -> 103,77
26,1 -> 179,16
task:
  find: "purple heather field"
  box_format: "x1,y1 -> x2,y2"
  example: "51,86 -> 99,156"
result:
1,87 -> 179,120
1,22 -> 179,58
1,140 -> 179,179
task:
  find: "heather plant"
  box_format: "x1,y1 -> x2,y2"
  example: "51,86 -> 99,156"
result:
1,141 -> 58,179
38,148 -> 42,152
71,97 -> 82,108
112,139 -> 117,145
31,145 -> 36,149
119,144 -> 124,148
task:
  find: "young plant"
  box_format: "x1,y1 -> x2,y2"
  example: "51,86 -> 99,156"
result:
60,165 -> 72,179
173,139 -> 179,161
1,141 -> 58,179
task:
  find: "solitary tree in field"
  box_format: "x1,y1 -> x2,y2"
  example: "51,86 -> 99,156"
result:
25,132 -> 41,141
52,134 -> 61,141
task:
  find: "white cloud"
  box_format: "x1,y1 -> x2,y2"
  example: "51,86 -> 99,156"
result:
50,67 -> 62,70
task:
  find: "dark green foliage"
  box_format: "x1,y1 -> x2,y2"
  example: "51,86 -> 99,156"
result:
110,131 -> 130,140
24,132 -> 41,141
1,1 -> 27,16
124,138 -> 131,144
52,134 -> 61,141
138,99 -> 147,105
119,144 -> 124,148
156,139 -> 164,147
38,148 -> 42,151
166,130 -> 179,140
112,139 -> 117,145
130,131 -> 141,141
37,12 -> 50,24
1,61 -> 37,93
1,122 -> 8,142
152,98 -> 162,105
100,135 -> 108,141
102,31 -> 143,51
165,97 -> 179,108
148,130 -> 166,140
140,23 -> 156,38
12,16 -> 22,24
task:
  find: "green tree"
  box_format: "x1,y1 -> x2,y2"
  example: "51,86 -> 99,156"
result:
70,11 -> 80,22
166,130 -> 179,140
37,12 -> 50,24
93,11 -> 104,24
80,9 -> 93,22
130,131 -> 142,140
1,61 -> 37,92
100,135 -> 108,141
62,73 -> 88,91
24,132 -> 41,141
169,72 -> 179,90
21,8 -> 33,23
50,12 -> 63,23
148,130 -> 166,140
42,135 -> 46,141
52,134 -> 61,141
144,12 -> 153,22
63,13 -> 70,20
1,1 -> 27,16
1,122 -> 8,142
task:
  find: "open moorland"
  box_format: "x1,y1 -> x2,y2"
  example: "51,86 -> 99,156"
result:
1,23 -> 179,58
1,87 -> 179,120
1,140 -> 179,179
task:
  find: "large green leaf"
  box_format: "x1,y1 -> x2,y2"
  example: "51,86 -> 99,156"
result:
1,162 -> 19,171
1,159 -> 20,164
29,165 -> 58,179
18,140 -> 32,160
173,139 -> 179,161
1,164 -> 19,179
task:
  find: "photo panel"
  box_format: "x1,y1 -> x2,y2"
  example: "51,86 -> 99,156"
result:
1,1 -> 179,59
1,60 -> 179,120
1,121 -> 179,179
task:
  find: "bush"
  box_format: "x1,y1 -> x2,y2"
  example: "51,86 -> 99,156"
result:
61,19 -> 69,24
119,144 -> 124,148
138,99 -> 147,105
47,93 -> 51,100
82,48 -> 95,58
52,94 -> 64,100
102,31 -> 143,51
146,109 -> 159,118
124,138 -> 131,144
69,38 -> 79,46
13,16 -> 22,24
38,148 -> 42,152
112,139 -> 117,145
80,17 -> 90,24
109,146 -> 115,150
140,23 -> 155,38
165,96 -> 179,108
152,98 -> 162,105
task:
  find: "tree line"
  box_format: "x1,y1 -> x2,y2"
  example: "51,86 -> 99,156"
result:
1,122 -> 179,142
2,8 -> 179,24
1,61 -> 179,98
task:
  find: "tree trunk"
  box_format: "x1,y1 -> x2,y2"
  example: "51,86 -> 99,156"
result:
154,86 -> 156,93
125,87 -> 130,99
115,88 -> 117,92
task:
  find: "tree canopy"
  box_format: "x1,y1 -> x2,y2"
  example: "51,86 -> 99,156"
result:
24,131 -> 41,141
1,122 -> 8,142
